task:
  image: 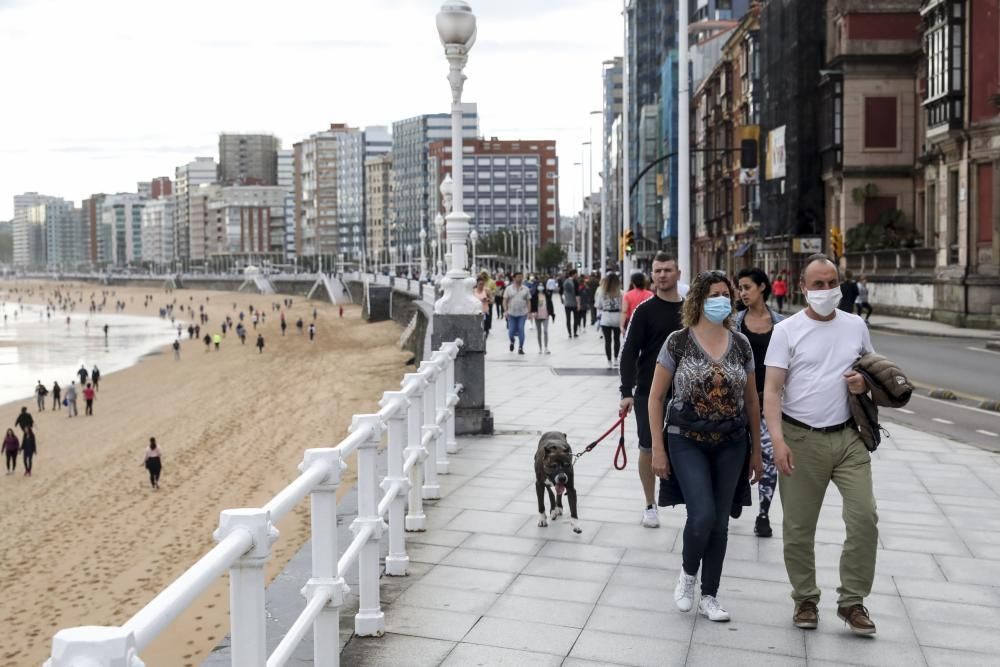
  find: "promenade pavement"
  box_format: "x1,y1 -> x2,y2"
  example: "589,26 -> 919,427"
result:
338,316 -> 1000,666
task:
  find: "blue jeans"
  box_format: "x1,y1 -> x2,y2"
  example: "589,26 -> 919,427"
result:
668,432 -> 746,597
507,315 -> 526,348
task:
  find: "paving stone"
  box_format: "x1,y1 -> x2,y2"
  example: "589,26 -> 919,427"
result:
440,548 -> 533,574
609,564 -> 677,590
536,540 -> 625,564
911,619 -> 1000,654
685,643 -> 806,667
420,564 -> 517,594
568,629 -> 688,667
485,593 -> 594,629
936,555 -> 1000,584
592,523 -> 679,551
903,597 -> 1000,630
506,574 -> 606,604
339,633 -> 455,667
393,582 -> 499,615
804,633 -> 925,666
584,604 -> 694,642
922,646 -> 999,667
691,618 -> 806,657
407,529 -> 471,548
408,543 -> 455,565
446,509 -> 534,535
521,556 -> 617,582
598,583 -> 668,612
461,533 -> 546,555
894,577 -> 1000,607
439,643 -> 563,667
462,616 -> 580,656
383,604 -> 481,642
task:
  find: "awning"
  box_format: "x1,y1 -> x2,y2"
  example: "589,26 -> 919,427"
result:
734,242 -> 753,258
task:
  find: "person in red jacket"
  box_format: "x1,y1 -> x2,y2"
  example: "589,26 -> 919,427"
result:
772,273 -> 788,313
83,383 -> 96,416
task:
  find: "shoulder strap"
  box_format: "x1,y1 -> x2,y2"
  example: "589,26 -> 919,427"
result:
670,329 -> 690,369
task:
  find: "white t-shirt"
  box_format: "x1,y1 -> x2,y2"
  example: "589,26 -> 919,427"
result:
503,284 -> 531,317
764,309 -> 873,428
546,278 -> 559,292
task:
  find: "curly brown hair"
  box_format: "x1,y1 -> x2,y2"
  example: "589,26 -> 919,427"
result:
682,270 -> 736,329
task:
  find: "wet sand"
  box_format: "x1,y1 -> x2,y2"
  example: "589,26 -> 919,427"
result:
0,281 -> 407,667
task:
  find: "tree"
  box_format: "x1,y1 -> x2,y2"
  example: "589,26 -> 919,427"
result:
536,243 -> 566,272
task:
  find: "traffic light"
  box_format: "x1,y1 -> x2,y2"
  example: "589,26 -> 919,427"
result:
829,227 -> 844,258
624,230 -> 635,255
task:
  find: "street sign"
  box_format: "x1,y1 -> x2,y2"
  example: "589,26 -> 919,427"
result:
793,237 -> 823,254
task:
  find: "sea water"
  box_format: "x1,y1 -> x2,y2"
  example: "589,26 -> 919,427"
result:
0,303 -> 179,407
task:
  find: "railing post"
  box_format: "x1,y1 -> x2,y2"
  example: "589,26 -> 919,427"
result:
349,414 -> 386,637
45,626 -> 145,667
300,448 -> 350,665
402,373 -> 429,531
418,361 -> 442,499
430,351 -> 450,474
212,508 -> 279,667
379,392 -> 412,576
443,343 -> 460,454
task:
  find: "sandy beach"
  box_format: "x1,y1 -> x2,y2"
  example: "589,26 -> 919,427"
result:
0,280 -> 408,667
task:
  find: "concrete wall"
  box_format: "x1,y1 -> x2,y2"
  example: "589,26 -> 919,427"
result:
345,279 -> 433,366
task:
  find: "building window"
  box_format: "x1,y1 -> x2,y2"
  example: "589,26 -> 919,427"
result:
864,97 -> 899,149
922,0 -> 965,128
864,196 -> 898,225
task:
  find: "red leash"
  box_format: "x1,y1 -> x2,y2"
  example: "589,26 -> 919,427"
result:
573,413 -> 628,471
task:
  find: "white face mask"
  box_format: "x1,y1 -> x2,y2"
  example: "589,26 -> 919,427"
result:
805,286 -> 841,317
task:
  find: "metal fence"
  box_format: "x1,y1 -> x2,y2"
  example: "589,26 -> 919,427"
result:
46,340 -> 465,667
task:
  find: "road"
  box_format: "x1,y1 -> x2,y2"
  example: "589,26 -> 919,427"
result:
872,330 -> 1000,452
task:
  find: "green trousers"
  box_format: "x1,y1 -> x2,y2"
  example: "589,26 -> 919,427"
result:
778,421 -> 878,607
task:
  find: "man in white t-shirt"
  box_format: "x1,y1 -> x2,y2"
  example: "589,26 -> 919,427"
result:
503,272 -> 531,355
763,254 -> 878,637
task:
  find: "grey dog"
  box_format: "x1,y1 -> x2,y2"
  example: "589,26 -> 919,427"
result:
534,431 -> 582,534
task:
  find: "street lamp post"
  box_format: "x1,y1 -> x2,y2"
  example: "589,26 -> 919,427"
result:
469,229 -> 478,274
434,1 -> 479,314
406,244 -> 413,278
419,227 -> 427,281
434,213 -> 445,279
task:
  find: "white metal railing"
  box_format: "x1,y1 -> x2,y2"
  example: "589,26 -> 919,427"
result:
45,340 -> 465,667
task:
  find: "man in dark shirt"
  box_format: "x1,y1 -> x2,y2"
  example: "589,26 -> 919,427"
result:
619,252 -> 684,528
839,270 -> 860,313
15,407 -> 34,433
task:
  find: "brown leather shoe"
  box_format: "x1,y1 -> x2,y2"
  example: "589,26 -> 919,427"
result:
793,599 -> 819,629
837,604 -> 877,636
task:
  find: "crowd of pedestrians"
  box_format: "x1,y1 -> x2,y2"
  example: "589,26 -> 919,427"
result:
479,251 -> 882,635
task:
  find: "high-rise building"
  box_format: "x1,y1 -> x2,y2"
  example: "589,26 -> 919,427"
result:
174,157 -> 218,266
602,58 -> 624,257
82,194 -> 107,266
428,138 -> 560,245
12,193 -> 61,269
219,134 -> 281,185
276,149 -> 296,262
189,185 -> 286,266
364,154 -> 393,264
141,196 -> 176,267
392,104 -> 479,248
150,177 -> 173,199
101,194 -> 146,266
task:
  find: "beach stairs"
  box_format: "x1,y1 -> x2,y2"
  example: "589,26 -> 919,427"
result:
308,273 -> 353,305
237,275 -> 276,295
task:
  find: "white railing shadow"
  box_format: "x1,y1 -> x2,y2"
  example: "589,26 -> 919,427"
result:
46,340 -> 465,667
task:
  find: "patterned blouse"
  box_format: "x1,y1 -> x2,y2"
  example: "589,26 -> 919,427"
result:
656,328 -> 755,442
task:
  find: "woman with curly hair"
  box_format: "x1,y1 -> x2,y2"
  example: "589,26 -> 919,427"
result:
647,270 -> 763,623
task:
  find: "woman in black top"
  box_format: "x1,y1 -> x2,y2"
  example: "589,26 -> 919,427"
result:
735,268 -> 784,538
21,427 -> 36,476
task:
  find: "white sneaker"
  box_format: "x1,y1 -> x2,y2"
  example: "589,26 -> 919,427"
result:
698,595 -> 731,622
607,359 -> 613,368
641,506 -> 660,528
674,571 -> 697,612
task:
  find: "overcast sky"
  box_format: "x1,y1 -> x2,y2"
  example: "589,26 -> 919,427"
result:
0,0 -> 622,221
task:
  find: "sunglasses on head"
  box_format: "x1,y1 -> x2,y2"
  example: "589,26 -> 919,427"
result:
698,270 -> 727,280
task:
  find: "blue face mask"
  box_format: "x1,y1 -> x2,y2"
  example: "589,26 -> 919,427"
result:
703,296 -> 732,324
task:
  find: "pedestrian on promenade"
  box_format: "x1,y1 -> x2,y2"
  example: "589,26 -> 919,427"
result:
3,429 -> 19,474
213,333 -> 222,350
65,382 -> 78,417
648,270 -> 762,622
494,274 -> 506,319
772,274 -> 788,313
619,252 -> 684,528
503,272 -> 531,355
838,270 -> 860,313
83,383 -> 96,416
20,427 -> 36,476
562,269 -> 581,337
35,381 -> 48,411
474,274 -> 493,340
172,339 -> 181,360
529,282 -> 550,354
91,366 -> 100,392
308,323 -> 316,341
855,275 -> 873,322
256,334 -> 265,354
143,437 -> 162,490
763,253 -> 878,636
735,267 -> 784,538
15,406 -> 33,433
52,382 -> 61,410
596,273 -> 623,368
621,272 -> 654,334
578,278 -> 593,333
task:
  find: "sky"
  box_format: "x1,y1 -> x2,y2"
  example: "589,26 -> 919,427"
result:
0,0 -> 622,221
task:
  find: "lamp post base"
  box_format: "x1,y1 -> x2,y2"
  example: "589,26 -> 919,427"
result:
432,313 -> 493,435
433,273 -> 480,315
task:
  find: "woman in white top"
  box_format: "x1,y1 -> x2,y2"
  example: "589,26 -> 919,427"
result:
143,437 -> 162,490
596,273 -> 623,368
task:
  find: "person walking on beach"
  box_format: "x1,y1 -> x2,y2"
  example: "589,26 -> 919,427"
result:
52,382 -> 61,410
143,437 -> 162,490
3,429 -> 19,474
296,318 -> 304,335
78,365 -> 88,385
91,366 -> 101,392
280,318 -> 287,336
172,339 -> 181,360
20,427 -> 36,476
35,381 -> 48,411
619,253 -> 684,528
15,407 -> 34,434
647,270 -> 762,622
65,382 -> 78,417
256,334 -> 265,354
83,383 -> 95,416
203,333 -> 212,351
308,323 -> 316,341
596,273 -> 623,368
503,272 -> 531,355
735,267 -> 784,538
213,333 -> 222,350
763,253 -> 878,636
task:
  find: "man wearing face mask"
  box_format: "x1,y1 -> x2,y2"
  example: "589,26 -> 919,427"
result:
763,254 -> 877,637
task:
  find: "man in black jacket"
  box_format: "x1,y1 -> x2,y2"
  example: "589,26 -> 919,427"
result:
15,407 -> 34,433
618,252 -> 684,528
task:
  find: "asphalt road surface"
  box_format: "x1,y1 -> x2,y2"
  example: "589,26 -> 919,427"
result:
871,330 -> 1000,452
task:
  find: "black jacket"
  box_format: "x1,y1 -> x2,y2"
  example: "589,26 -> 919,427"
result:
15,412 -> 33,430
657,431 -> 752,517
618,296 -> 684,398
